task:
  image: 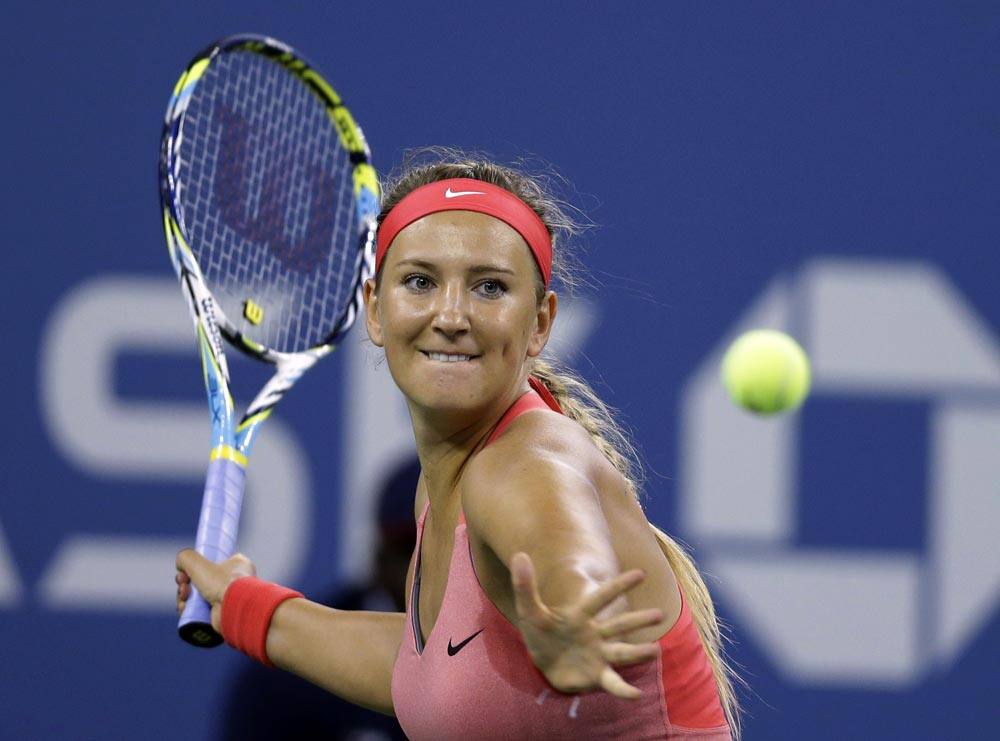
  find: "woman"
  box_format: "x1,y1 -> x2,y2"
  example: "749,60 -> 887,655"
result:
176,152 -> 740,740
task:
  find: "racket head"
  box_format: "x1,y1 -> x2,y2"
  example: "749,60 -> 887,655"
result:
159,34 -> 378,363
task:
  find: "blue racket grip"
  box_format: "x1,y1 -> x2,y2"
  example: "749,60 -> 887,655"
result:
178,456 -> 246,647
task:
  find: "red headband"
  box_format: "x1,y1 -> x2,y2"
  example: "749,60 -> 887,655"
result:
375,178 -> 553,286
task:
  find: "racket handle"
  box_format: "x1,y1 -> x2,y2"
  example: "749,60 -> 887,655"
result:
178,456 -> 246,647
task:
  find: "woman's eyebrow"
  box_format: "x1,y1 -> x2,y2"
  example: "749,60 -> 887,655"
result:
395,258 -> 438,271
468,264 -> 516,276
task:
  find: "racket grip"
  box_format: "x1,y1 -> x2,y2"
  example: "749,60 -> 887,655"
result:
178,456 -> 246,647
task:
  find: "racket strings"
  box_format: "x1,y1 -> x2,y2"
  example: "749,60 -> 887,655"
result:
177,50 -> 360,354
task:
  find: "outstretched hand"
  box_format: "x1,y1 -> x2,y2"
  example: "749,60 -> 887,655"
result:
175,549 -> 256,633
510,552 -> 664,700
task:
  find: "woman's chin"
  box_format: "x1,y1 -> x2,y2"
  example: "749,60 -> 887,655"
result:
403,378 -> 495,416
413,388 -> 486,414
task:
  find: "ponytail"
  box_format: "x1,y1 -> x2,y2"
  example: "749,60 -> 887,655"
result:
649,526 -> 743,737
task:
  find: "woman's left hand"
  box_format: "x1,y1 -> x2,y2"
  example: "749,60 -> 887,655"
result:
510,552 -> 665,699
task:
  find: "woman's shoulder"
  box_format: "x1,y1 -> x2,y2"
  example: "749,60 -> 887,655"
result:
480,404 -> 600,467
461,407 -> 623,518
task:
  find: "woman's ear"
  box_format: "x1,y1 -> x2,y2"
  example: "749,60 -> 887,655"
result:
363,278 -> 384,347
527,290 -> 557,358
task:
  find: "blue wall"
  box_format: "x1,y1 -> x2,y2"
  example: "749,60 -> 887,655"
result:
3,2 -> 998,738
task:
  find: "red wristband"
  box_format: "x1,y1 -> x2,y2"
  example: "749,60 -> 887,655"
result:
220,576 -> 303,667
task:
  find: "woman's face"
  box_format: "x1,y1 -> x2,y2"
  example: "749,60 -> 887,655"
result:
364,210 -> 556,414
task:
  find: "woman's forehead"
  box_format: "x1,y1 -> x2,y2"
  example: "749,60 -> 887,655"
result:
387,211 -> 534,270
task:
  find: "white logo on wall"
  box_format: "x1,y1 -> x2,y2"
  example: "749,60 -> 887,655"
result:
9,278 -> 312,610
680,259 -> 1000,686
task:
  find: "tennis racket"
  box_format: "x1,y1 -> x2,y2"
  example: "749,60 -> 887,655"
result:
159,34 -> 378,647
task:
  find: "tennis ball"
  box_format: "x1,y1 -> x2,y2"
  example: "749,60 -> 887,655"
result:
721,329 -> 811,415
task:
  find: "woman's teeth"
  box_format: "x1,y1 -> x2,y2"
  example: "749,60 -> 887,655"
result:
426,352 -> 472,362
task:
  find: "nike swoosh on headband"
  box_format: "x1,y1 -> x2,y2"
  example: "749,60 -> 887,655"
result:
444,187 -> 486,198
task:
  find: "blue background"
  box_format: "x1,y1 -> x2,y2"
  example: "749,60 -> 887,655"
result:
2,1 -> 998,738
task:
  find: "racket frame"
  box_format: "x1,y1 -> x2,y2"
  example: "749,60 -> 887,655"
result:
159,34 -> 378,646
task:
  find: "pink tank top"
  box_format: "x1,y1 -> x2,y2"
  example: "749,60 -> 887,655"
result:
391,387 -> 732,740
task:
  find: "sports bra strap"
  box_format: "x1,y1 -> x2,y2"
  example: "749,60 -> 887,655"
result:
452,382 -> 563,526
484,384 -> 559,447
527,375 -> 563,413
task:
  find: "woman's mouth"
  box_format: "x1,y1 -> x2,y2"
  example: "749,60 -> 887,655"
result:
421,351 -> 479,363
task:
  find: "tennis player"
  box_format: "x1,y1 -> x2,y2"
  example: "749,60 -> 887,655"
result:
176,151 -> 739,740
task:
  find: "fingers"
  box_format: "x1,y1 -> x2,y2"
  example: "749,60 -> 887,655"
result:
175,548 -> 209,580
176,567 -> 192,613
175,549 -> 255,605
579,569 -> 645,617
600,640 -> 660,667
598,666 -> 643,700
510,552 -> 548,623
597,608 -> 663,639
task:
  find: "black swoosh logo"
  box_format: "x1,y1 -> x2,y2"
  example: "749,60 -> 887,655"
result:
447,629 -> 484,656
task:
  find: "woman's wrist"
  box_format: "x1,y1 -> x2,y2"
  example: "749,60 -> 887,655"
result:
220,576 -> 304,667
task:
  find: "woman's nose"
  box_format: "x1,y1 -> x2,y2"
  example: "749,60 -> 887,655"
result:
430,284 -> 471,335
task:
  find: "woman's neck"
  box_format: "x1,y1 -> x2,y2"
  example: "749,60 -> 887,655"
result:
408,382 -> 529,522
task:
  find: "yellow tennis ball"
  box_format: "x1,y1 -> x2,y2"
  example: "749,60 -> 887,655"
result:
721,329 -> 811,415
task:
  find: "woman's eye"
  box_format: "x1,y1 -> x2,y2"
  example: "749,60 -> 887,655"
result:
404,274 -> 432,291
477,280 -> 507,298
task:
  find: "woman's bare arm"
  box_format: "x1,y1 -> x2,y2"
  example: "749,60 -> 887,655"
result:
266,599 -> 404,715
460,415 -> 665,697
462,417 -> 623,614
175,549 -> 405,716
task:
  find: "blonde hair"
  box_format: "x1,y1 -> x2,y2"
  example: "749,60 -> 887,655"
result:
379,148 -> 742,736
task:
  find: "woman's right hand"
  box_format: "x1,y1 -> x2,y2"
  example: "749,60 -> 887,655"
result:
175,549 -> 257,634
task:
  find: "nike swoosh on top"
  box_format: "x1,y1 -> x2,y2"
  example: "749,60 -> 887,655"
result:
444,188 -> 486,198
447,628 -> 484,656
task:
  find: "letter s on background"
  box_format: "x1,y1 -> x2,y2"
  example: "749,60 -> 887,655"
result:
35,277 -> 310,610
